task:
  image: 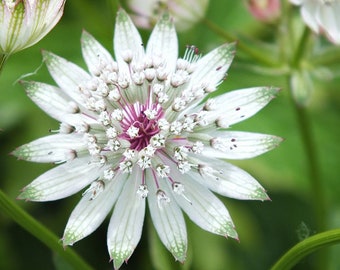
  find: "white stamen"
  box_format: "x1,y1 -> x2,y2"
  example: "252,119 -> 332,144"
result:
99,111 -> 111,126
97,82 -> 109,96
123,149 -> 137,160
144,108 -> 158,120
103,168 -> 115,181
156,164 -> 170,178
174,146 -> 188,161
141,145 -> 156,156
144,68 -> 156,81
108,88 -> 121,101
106,139 -> 121,151
137,155 -> 151,169
183,116 -> 196,132
137,184 -> 149,199
157,91 -> 169,104
204,99 -> 216,111
152,83 -> 164,94
106,127 -> 118,138
191,141 -> 204,154
119,160 -> 133,173
111,109 -> 123,121
178,161 -> 191,173
157,118 -> 169,131
169,121 -> 183,135
150,133 -> 166,148
122,49 -> 133,63
127,126 -> 139,139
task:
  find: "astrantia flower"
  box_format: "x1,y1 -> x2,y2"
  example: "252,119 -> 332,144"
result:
290,0 -> 340,44
14,9 -> 281,269
0,0 -> 65,55
127,0 -> 209,31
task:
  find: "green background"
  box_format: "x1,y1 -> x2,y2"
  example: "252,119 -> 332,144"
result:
1,1 -> 340,269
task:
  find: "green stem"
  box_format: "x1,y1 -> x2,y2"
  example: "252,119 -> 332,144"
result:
0,53 -> 9,75
202,18 -> 278,67
287,21 -> 325,233
292,26 -> 311,68
0,190 -> 94,270
292,101 -> 326,231
271,229 -> 340,270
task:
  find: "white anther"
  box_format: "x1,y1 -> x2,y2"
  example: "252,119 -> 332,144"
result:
156,164 -> 170,178
111,109 -> 123,121
122,49 -> 133,63
137,184 -> 149,199
123,149 -> 137,160
95,99 -> 106,112
119,159 -> 133,173
150,133 -> 166,148
106,139 -> 121,151
127,126 -> 139,139
144,108 -> 158,120
103,168 -> 115,181
191,141 -> 204,154
157,118 -> 169,131
144,68 -> 156,81
106,127 -> 118,138
99,111 -> 111,126
137,155 -> 151,169
177,161 -> 191,174
169,121 -> 183,135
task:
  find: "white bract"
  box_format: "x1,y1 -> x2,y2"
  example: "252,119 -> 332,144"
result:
290,0 -> 340,44
14,9 -> 281,269
0,0 -> 65,55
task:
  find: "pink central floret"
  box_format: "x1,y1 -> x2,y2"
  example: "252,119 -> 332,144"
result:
120,102 -> 163,151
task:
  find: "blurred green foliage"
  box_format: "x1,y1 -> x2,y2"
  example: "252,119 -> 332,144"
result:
1,0 -> 340,269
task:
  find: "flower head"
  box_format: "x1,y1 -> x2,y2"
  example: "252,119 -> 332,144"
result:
290,0 -> 340,44
0,0 -> 65,55
127,0 -> 209,31
14,9 -> 281,269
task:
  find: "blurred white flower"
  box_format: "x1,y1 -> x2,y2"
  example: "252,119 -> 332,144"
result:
14,9 -> 281,269
0,0 -> 65,55
290,0 -> 340,44
247,0 -> 281,22
127,0 -> 209,31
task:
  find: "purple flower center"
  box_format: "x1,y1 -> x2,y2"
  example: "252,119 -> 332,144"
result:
120,102 -> 163,151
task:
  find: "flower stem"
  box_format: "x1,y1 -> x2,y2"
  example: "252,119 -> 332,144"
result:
291,101 -> 326,231
288,23 -> 326,233
271,229 -> 340,270
0,53 -> 8,75
0,190 -> 94,270
202,18 -> 278,67
286,23 -> 327,269
292,26 -> 311,68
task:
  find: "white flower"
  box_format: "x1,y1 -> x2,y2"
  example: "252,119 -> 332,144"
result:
247,0 -> 281,22
127,0 -> 209,31
13,9 -> 281,269
0,0 -> 65,55
290,0 -> 340,44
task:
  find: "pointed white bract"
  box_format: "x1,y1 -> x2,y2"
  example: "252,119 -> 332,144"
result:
290,0 -> 340,44
14,9 -> 281,269
0,0 -> 65,55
